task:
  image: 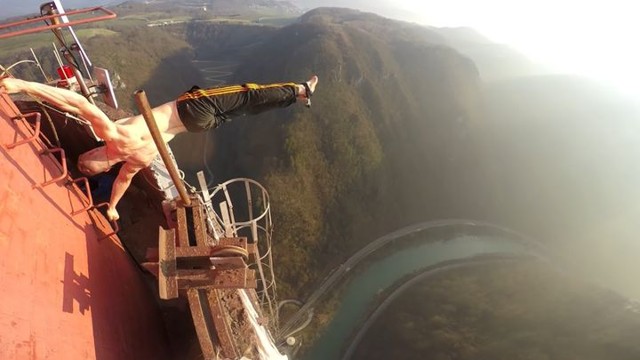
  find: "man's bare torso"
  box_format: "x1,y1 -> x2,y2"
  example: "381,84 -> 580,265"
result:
105,100 -> 187,167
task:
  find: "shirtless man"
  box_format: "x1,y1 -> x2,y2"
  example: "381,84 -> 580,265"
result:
0,75 -> 318,221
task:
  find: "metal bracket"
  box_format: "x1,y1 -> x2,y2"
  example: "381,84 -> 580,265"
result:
35,148 -> 67,188
4,112 -> 41,149
68,177 -> 93,215
92,202 -> 120,239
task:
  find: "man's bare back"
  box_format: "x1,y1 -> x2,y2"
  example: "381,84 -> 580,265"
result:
1,75 -> 318,221
80,101 -> 186,173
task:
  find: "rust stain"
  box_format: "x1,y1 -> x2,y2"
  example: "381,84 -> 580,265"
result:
0,230 -> 8,248
0,183 -> 20,217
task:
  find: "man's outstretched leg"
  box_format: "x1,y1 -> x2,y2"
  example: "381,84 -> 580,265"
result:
176,75 -> 319,132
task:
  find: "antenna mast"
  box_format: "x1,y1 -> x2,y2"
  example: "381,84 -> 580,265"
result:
39,1 -> 95,104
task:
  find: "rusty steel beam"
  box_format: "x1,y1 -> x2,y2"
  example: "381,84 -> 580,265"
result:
158,227 -> 178,299
206,290 -> 238,359
187,289 -> 217,359
176,268 -> 256,289
175,244 -> 248,259
191,201 -> 209,246
176,206 -> 190,247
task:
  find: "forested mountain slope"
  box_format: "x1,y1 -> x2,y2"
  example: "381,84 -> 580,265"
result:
203,7 -> 484,295
355,262 -> 640,360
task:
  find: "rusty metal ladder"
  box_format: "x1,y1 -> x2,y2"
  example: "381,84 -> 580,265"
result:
143,196 -> 259,359
3,107 -> 120,238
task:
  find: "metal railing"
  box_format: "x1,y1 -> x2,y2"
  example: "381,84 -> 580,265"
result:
0,6 -> 117,39
206,178 -> 280,331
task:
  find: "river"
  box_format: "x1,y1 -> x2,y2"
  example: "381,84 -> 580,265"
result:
304,234 -> 541,359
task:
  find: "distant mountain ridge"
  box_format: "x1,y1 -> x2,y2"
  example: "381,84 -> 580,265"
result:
118,0 -> 301,15
2,0 -> 301,20
2,1 -> 117,20
290,0 -> 424,24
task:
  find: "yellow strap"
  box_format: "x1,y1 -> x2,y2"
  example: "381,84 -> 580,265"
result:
177,83 -> 297,101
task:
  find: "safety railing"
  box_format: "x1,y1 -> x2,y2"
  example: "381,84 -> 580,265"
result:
4,112 -> 41,149
0,7 -> 117,39
2,74 -> 117,236
3,112 -> 70,189
68,177 -> 94,216
35,147 -> 67,188
92,202 -> 120,240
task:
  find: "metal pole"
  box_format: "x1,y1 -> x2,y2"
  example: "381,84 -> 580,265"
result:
46,6 -> 95,104
62,51 -> 94,104
30,48 -> 50,83
0,7 -> 117,37
134,90 -> 192,206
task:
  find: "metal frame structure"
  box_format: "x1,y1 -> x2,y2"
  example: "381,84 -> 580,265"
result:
1,93 -> 117,238
207,178 -> 280,331
0,7 -> 117,39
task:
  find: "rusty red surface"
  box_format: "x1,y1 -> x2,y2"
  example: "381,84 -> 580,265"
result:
0,92 -> 171,359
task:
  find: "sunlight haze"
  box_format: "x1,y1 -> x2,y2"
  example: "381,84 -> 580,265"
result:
11,0 -> 640,98
398,0 -> 639,98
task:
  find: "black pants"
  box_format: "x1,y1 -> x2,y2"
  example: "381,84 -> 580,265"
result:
176,82 -> 298,132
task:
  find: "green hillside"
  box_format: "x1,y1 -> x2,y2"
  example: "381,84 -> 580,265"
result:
0,26 -> 201,109
202,7 -> 484,296
354,262 -> 640,360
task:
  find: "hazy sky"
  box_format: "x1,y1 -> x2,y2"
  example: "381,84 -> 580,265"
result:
6,0 -> 639,98
394,0 -> 639,98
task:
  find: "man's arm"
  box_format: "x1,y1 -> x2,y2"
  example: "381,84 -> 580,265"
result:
106,162 -> 143,221
0,77 -> 118,141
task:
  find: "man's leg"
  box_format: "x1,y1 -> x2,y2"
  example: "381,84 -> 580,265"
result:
174,76 -> 319,131
242,75 -> 319,114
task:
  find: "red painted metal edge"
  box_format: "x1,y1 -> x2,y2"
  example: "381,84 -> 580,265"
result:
92,202 -> 120,239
